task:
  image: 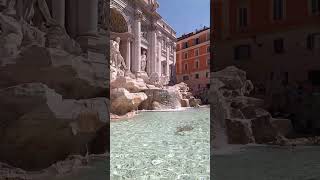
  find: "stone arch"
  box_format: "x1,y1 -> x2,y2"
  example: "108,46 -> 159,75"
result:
110,8 -> 131,33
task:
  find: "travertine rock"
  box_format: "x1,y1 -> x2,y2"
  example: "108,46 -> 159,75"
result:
110,88 -> 147,115
0,83 -> 108,170
111,76 -> 147,93
139,88 -> 182,110
45,24 -> 82,55
189,97 -> 202,107
250,108 -> 278,143
271,118 -> 293,137
0,46 -> 107,99
210,66 -> 285,146
225,118 -> 254,144
181,99 -> 190,107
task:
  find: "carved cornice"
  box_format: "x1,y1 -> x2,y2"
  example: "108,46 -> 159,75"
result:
156,34 -> 163,40
167,40 -> 176,47
110,0 -> 133,17
110,0 -> 125,12
149,23 -> 158,31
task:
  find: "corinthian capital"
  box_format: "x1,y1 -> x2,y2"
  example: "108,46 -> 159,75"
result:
134,10 -> 143,21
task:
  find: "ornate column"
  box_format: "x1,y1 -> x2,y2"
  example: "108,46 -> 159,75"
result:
77,0 -> 98,36
132,10 -> 143,73
157,35 -> 162,76
149,24 -> 158,75
126,38 -> 132,72
76,0 -> 99,53
66,0 -> 78,37
52,0 -> 66,27
16,0 -> 24,19
172,43 -> 177,83
166,39 -> 171,77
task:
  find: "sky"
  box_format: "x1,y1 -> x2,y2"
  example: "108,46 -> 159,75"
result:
157,0 -> 210,37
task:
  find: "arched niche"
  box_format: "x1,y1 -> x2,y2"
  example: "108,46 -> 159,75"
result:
110,8 -> 129,33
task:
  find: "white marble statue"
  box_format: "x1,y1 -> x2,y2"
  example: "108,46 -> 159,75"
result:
110,37 -> 127,70
141,50 -> 147,72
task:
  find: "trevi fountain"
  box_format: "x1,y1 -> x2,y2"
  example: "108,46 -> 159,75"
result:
0,0 -> 319,179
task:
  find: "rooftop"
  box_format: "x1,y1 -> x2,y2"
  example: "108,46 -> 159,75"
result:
177,26 -> 210,41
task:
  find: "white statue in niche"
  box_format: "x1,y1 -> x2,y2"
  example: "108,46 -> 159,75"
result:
110,37 -> 127,70
141,50 -> 147,72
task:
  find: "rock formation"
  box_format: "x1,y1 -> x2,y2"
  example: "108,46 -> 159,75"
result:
0,1 -> 108,172
0,83 -> 108,171
110,69 -> 201,115
210,66 -> 292,147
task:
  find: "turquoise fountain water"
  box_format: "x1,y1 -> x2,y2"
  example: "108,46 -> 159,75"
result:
48,107 -> 320,180
214,145 -> 320,180
110,107 -> 210,179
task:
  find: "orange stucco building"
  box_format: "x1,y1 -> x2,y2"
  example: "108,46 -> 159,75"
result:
176,27 -> 211,100
212,0 -> 320,96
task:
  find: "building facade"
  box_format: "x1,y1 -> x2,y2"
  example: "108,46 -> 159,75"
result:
176,27 -> 211,99
110,0 -> 177,84
212,0 -> 320,96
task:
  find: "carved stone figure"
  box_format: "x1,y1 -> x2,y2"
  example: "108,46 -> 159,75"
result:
0,1 -> 23,58
45,24 -> 82,55
0,0 -> 16,15
141,50 -> 147,72
23,0 -> 57,27
20,19 -> 45,47
110,37 -> 127,70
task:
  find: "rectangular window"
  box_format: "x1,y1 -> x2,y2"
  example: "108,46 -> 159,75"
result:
183,75 -> 189,81
274,38 -> 284,54
184,42 -> 188,49
273,0 -> 284,20
195,49 -> 199,56
184,52 -> 188,59
184,63 -> 188,71
206,72 -> 209,78
207,58 -> 210,66
234,45 -> 251,60
307,34 -> 315,50
195,60 -> 199,69
195,74 -> 200,79
207,46 -> 210,53
195,38 -> 200,45
311,0 -> 320,14
239,8 -> 248,27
